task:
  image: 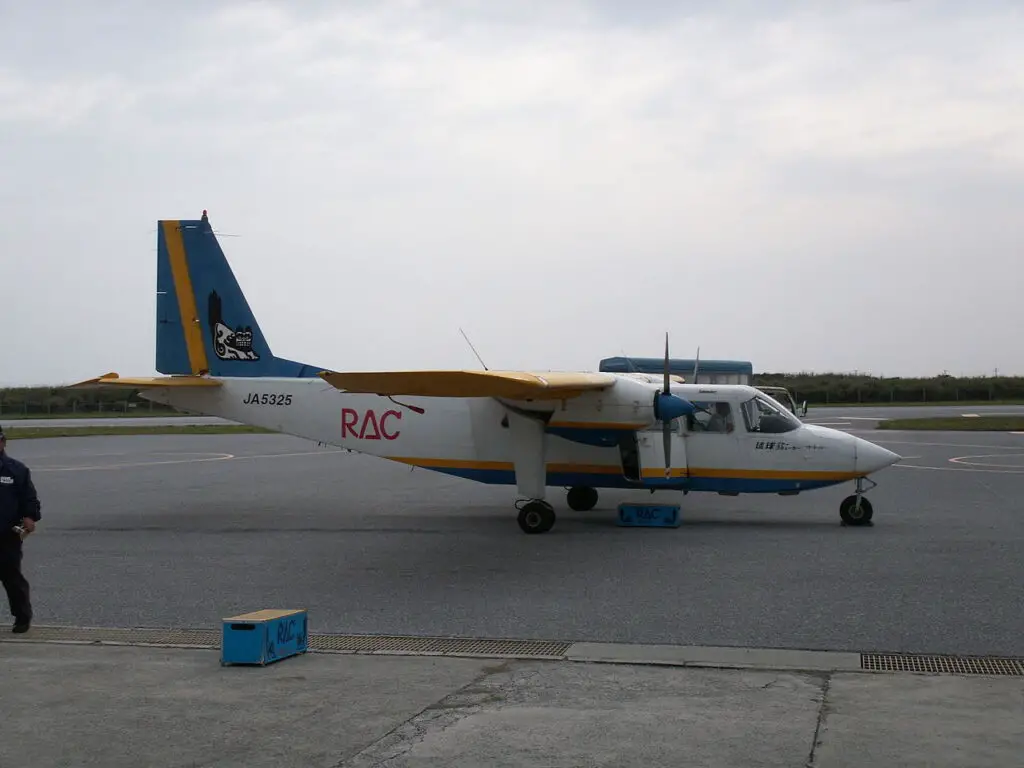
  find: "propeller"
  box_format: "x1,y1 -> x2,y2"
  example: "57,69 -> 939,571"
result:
653,333 -> 695,478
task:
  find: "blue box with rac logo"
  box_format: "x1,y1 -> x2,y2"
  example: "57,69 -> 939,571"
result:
617,503 -> 681,528
221,609 -> 308,666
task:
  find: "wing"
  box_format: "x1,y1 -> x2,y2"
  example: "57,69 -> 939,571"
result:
317,369 -> 617,400
67,372 -> 223,389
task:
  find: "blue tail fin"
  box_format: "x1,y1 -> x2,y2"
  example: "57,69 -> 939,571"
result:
156,211 -> 324,377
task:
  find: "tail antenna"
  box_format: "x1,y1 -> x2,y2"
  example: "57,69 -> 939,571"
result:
200,209 -> 241,236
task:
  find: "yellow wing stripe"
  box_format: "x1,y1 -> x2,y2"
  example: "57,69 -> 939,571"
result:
390,458 -> 622,474
318,370 -> 616,400
642,468 -> 688,478
162,220 -> 209,375
387,457 -> 862,482
67,373 -> 222,389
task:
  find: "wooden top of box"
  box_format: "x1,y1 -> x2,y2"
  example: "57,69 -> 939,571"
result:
223,609 -> 306,622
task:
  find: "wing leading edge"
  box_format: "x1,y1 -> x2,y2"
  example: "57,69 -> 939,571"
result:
68,373 -> 223,389
317,370 -> 617,400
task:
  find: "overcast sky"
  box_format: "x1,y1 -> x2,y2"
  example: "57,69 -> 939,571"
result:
2,0 -> 1021,387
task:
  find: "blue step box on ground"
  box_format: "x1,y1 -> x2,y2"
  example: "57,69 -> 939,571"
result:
221,609 -> 309,666
617,503 -> 682,528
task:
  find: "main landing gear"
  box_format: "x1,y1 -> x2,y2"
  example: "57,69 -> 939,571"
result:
566,486 -> 598,512
517,499 -> 556,534
840,476 -> 875,527
516,486 -> 599,534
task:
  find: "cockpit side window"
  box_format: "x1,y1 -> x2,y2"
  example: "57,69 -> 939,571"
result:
687,401 -> 735,434
740,395 -> 800,434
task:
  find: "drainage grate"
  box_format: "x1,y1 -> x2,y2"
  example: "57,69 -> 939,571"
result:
3,625 -> 221,647
312,633 -> 571,658
1,625 -> 571,660
862,653 -> 1024,676
13,629 -> 1021,672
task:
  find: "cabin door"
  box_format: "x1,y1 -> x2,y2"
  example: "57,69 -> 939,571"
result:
619,421 -> 688,483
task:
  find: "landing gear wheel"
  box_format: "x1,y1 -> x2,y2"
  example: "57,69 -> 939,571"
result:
566,486 -> 599,512
840,494 -> 873,526
517,500 -> 556,534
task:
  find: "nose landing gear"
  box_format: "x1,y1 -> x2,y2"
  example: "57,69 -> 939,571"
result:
840,476 -> 875,526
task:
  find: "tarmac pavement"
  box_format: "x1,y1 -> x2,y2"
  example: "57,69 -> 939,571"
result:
0,642 -> 1020,767
8,429 -> 1024,656
2,426 -> 1023,766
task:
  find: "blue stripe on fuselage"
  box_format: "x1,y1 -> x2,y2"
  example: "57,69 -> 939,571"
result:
418,466 -> 846,493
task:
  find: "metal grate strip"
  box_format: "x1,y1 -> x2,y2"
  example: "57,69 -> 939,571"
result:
312,633 -> 571,658
1,625 -> 571,659
1,626 -> 221,647
9,629 -> 1022,673
861,653 -> 1024,676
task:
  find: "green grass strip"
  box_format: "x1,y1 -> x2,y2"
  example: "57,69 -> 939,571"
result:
816,401 -> 1024,408
0,411 -> 192,420
3,425 -> 274,440
877,417 -> 1024,431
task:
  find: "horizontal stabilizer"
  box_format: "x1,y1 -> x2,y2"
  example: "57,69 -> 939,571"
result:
67,373 -> 223,389
318,370 -> 617,400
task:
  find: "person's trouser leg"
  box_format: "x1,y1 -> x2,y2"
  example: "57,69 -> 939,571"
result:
0,535 -> 31,625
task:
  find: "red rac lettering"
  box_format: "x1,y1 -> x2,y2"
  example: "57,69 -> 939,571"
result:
341,408 -> 402,440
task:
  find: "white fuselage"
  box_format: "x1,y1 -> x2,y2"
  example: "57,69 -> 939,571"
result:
141,376 -> 898,497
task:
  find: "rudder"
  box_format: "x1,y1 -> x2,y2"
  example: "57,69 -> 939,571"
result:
155,211 -> 323,377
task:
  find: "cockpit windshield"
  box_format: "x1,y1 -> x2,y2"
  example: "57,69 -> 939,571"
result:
740,395 -> 802,434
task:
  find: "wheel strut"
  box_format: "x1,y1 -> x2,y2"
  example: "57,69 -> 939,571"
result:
840,476 -> 876,527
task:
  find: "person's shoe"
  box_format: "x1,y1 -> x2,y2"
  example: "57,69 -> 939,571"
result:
12,621 -> 29,634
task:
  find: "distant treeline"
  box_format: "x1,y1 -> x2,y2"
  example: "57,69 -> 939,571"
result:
0,386 -> 179,416
751,373 -> 1024,405
1,372 -> 1023,416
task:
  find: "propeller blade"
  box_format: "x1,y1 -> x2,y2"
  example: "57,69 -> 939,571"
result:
664,333 -> 673,476
663,420 -> 672,478
664,332 -> 671,394
692,346 -> 700,383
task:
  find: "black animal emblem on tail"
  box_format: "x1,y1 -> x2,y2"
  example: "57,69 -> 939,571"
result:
208,290 -> 260,361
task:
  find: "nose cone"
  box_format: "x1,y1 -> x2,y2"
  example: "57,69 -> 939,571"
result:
855,438 -> 901,474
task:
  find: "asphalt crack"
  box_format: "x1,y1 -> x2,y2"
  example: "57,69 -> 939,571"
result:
805,673 -> 833,767
333,661 -> 514,767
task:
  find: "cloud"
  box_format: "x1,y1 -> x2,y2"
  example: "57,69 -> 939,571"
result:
1,1 -> 1022,384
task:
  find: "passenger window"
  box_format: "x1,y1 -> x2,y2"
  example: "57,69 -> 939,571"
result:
687,402 -> 734,433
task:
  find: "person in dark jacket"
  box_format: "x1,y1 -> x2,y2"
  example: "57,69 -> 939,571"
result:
0,425 -> 41,633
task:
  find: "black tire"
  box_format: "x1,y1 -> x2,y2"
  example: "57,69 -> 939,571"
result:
566,486 -> 599,512
840,495 -> 874,526
518,501 -> 556,534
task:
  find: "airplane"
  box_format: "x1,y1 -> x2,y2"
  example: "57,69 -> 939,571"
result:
70,210 -> 901,534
